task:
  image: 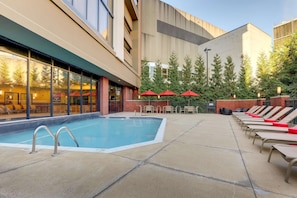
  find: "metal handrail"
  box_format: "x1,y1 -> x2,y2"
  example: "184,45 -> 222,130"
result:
53,126 -> 79,155
30,125 -> 56,154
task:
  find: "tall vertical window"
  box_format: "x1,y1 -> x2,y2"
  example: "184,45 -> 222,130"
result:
63,0 -> 113,46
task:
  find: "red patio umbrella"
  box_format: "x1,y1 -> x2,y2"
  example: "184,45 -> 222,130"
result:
82,92 -> 96,96
159,89 -> 177,105
140,90 -> 158,105
180,90 -> 199,97
180,90 -> 199,105
70,91 -> 80,97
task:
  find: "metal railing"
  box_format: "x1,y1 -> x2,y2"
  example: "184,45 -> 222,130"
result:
30,125 -> 56,154
53,126 -> 79,155
30,125 -> 79,155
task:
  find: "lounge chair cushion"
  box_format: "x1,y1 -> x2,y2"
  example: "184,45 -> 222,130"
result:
264,119 -> 276,122
288,128 -> 297,134
272,122 -> 288,127
251,114 -> 261,118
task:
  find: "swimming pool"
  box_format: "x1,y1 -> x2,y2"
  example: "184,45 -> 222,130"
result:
0,115 -> 166,153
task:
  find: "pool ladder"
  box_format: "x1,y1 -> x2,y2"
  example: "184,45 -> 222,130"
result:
30,125 -> 79,155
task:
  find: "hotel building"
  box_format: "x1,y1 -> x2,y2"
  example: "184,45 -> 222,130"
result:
0,0 -> 141,120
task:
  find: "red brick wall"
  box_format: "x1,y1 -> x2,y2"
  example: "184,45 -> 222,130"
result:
270,95 -> 290,107
216,96 -> 290,114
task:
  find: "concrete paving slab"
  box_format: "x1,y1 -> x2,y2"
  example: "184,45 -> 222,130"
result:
98,164 -> 255,198
0,150 -> 138,198
0,113 -> 297,198
149,141 -> 249,185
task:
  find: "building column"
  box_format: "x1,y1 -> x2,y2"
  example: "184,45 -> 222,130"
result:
100,77 -> 109,115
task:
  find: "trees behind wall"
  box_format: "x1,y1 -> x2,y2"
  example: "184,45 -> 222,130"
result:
139,33 -> 297,109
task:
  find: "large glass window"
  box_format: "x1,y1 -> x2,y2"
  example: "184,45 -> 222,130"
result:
69,71 -> 81,114
0,37 -> 101,122
0,49 -> 27,120
63,0 -> 113,46
30,52 -> 51,118
53,61 -> 69,116
91,79 -> 97,112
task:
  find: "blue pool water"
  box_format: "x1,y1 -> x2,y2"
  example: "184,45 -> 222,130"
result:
0,117 -> 166,153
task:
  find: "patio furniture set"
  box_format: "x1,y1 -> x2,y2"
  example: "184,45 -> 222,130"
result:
233,105 -> 297,182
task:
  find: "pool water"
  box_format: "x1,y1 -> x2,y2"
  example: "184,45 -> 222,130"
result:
0,117 -> 166,153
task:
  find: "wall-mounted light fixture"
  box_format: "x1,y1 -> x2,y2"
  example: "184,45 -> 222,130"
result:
0,89 -> 2,95
277,86 -> 281,95
138,95 -> 141,99
257,92 -> 261,98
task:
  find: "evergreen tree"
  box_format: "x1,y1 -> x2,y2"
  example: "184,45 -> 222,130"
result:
237,55 -> 254,98
278,33 -> 297,97
152,60 -> 165,94
167,52 -> 183,106
256,52 -> 277,98
192,55 -> 206,96
168,52 -> 181,93
223,56 -> 237,98
182,56 -> 193,90
140,58 -> 153,93
209,54 -> 223,100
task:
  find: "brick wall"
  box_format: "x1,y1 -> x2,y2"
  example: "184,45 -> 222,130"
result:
216,96 -> 290,114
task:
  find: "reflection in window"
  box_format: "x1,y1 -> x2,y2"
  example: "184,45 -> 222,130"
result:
0,38 -> 101,122
30,53 -> 51,117
53,64 -> 68,116
70,71 -> 81,114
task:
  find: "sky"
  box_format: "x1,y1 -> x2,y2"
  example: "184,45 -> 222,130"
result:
161,0 -> 297,37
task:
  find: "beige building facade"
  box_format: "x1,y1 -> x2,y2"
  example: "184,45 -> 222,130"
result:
199,24 -> 272,78
0,0 -> 141,119
274,18 -> 297,47
142,0 -> 272,80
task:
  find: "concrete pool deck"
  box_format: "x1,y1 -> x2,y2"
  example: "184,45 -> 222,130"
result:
0,113 -> 296,197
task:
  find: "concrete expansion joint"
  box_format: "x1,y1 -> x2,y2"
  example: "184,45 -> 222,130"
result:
0,158 -> 46,175
149,162 -> 253,189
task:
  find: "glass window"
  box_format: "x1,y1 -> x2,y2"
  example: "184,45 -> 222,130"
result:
53,62 -> 69,116
0,51 -> 27,120
87,0 -> 98,30
91,79 -> 97,112
99,1 -> 108,40
63,0 -> 113,46
73,0 -> 87,19
30,52 -> 51,118
69,71 -> 81,114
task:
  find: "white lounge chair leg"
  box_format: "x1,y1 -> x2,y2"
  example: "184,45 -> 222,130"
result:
285,158 -> 297,183
267,146 -> 276,162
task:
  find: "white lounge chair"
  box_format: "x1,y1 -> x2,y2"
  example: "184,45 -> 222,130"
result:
245,108 -> 297,136
253,129 -> 297,152
242,107 -> 293,126
239,106 -> 282,122
267,144 -> 297,182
